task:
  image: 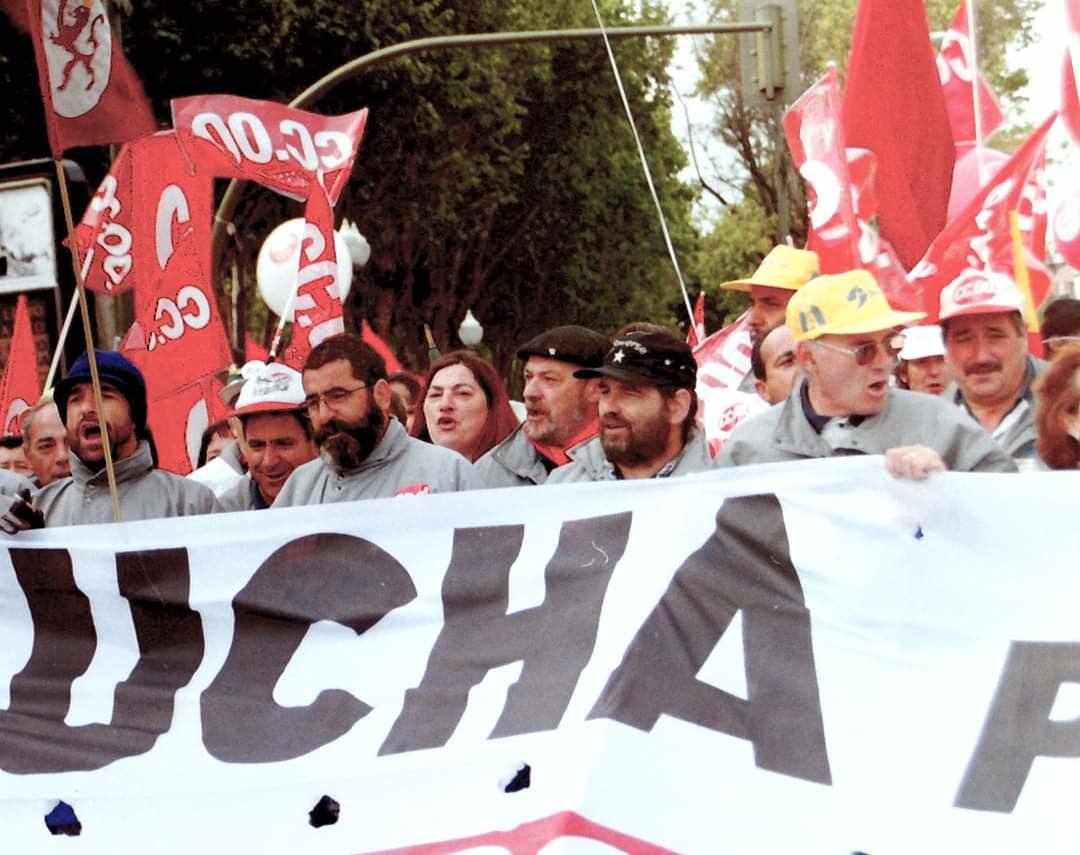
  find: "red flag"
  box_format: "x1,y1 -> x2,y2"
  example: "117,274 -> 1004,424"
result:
21,0 -> 156,156
1063,1 -> 1080,144
282,184 -> 346,369
171,95 -> 368,204
937,2 -> 1006,151
686,292 -> 706,348
244,332 -> 269,364
361,320 -> 403,374
784,68 -> 920,311
842,0 -> 955,270
909,114 -> 1057,321
0,0 -> 31,30
0,296 -> 42,436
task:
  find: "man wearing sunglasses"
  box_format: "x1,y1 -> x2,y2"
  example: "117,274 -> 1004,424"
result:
272,334 -> 477,506
717,270 -> 1016,477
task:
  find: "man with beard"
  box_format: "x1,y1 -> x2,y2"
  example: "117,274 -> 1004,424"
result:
718,271 -> 1016,477
941,270 -> 1047,463
272,335 -> 476,506
476,325 -> 609,487
0,351 -> 219,532
545,330 -> 715,483
217,362 -> 317,511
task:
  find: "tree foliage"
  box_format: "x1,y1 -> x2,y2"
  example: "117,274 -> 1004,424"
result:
0,0 -> 699,374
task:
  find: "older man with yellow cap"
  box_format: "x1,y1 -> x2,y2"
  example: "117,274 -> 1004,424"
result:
722,245 -> 820,343
717,270 -> 1016,477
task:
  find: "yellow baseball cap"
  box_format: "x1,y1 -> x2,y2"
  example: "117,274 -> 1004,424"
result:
720,245 -> 820,292
786,270 -> 926,341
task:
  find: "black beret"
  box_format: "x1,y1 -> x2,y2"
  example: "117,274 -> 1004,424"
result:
516,325 -> 610,369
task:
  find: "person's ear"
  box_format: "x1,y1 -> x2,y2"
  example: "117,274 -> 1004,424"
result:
665,388 -> 693,425
372,378 -> 393,414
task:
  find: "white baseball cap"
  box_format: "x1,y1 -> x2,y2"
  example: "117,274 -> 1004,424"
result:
898,325 -> 945,361
229,361 -> 306,416
938,269 -> 1025,322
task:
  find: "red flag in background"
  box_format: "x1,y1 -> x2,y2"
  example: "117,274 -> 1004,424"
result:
0,296 -> 42,436
1063,0 -> 1080,143
244,332 -> 269,364
937,2 -> 1006,151
361,320 -> 403,374
686,292 -> 706,348
784,68 -> 919,311
21,0 -> 156,156
842,0 -> 955,270
171,95 -> 368,204
0,0 -> 31,30
909,114 -> 1057,322
282,184 -> 346,369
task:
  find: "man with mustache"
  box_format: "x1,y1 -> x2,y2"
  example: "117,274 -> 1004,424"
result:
718,271 -> 1016,477
272,334 -> 476,506
217,362 -> 317,511
0,350 -> 219,532
545,330 -> 715,483
476,325 -> 609,487
940,270 -> 1047,463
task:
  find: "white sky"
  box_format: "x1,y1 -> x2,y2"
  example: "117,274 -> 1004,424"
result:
663,0 -> 1077,238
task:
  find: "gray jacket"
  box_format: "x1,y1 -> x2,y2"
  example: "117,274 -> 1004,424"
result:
474,422 -> 592,488
217,474 -> 266,512
34,441 -> 221,527
0,469 -> 32,496
717,379 -> 1017,472
273,418 -> 478,506
546,426 -> 717,483
950,355 -> 1047,460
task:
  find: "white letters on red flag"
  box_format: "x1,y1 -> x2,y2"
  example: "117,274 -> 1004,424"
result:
910,114 -> 1057,320
937,2 -> 1006,150
784,68 -> 919,311
693,313 -> 767,456
1063,0 -> 1080,144
171,95 -> 368,203
72,141 -> 135,294
22,0 -> 156,156
283,184 -> 346,369
0,296 -> 41,435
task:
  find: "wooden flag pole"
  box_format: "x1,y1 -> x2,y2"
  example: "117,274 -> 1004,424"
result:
53,159 -> 123,524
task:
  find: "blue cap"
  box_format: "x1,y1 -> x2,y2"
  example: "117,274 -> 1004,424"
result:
54,350 -> 148,434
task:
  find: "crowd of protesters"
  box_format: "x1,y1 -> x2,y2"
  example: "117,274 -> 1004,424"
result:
1,249 -> 1078,533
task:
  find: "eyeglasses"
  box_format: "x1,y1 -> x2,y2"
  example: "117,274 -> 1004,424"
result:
303,384 -> 367,415
813,334 -> 906,366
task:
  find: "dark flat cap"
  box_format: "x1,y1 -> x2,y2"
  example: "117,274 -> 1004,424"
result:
574,331 -> 697,389
516,325 -> 610,368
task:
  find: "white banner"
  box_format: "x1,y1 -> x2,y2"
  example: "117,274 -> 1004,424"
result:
0,459 -> 1076,853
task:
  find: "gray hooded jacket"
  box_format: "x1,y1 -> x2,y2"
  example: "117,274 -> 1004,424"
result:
545,426 -> 716,483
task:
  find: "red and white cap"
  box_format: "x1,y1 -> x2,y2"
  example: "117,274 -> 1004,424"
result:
229,361 -> 306,416
938,269 -> 1025,321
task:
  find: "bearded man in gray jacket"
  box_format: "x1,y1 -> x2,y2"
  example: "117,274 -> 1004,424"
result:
273,334 -> 477,506
546,330 -> 716,483
1,350 -> 219,532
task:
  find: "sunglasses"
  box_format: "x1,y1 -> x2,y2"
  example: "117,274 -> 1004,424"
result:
813,334 -> 907,366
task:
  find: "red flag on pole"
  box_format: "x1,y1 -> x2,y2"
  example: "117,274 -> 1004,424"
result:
20,0 -> 156,156
361,320 -> 403,375
842,0 -> 955,270
171,95 -> 368,204
0,296 -> 42,436
909,114 -> 1057,321
244,332 -> 269,364
1063,0 -> 1080,144
282,184 -> 346,369
686,292 -> 706,348
937,2 -> 1006,151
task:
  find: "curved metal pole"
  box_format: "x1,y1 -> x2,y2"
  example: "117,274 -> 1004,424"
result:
210,22 -> 771,264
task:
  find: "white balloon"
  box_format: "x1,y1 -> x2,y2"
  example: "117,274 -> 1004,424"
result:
256,218 -> 354,321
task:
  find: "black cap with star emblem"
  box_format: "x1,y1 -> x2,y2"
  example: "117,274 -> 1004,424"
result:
574,330 -> 697,389
516,325 -> 610,368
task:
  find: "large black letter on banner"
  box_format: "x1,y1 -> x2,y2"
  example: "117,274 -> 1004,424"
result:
201,533 -> 416,762
955,642 -> 1080,812
588,494 -> 831,784
380,513 -> 631,755
0,548 -> 204,774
